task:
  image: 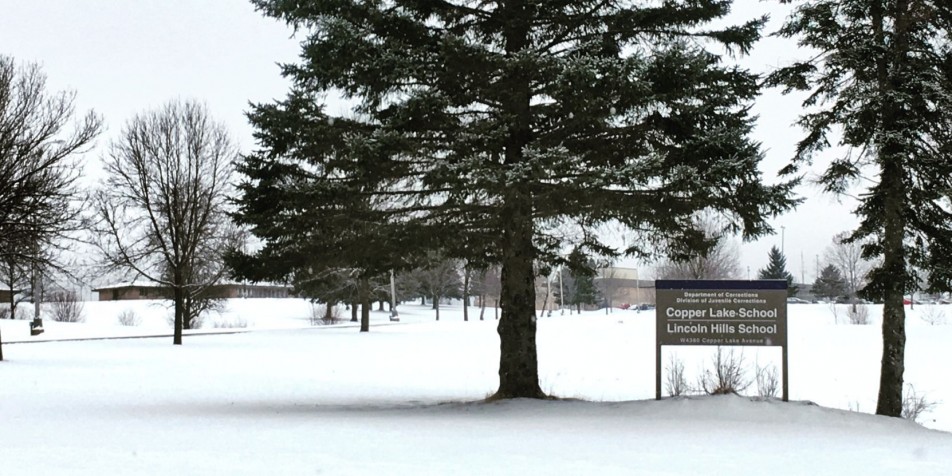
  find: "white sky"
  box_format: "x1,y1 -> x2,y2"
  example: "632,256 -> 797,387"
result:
0,0 -> 860,283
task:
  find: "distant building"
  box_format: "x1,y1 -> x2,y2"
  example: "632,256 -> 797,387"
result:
92,282 -> 292,301
595,267 -> 655,308
0,288 -> 23,303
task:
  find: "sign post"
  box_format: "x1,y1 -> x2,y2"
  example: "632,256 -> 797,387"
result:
655,280 -> 789,401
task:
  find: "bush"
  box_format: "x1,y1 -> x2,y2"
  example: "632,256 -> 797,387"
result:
49,290 -> 85,323
166,312 -> 204,329
698,347 -> 750,395
848,304 -> 870,325
664,354 -> 691,397
310,302 -> 342,326
755,362 -> 780,398
211,316 -> 248,329
116,309 -> 141,327
0,306 -> 30,320
902,384 -> 938,423
919,306 -> 946,325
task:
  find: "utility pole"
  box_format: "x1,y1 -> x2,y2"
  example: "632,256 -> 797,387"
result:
781,226 -> 786,256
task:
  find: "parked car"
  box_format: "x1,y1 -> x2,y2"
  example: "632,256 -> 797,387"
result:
786,297 -> 810,304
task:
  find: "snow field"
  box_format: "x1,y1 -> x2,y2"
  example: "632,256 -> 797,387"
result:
1,301 -> 951,475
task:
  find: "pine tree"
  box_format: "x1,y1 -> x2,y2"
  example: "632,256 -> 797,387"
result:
812,264 -> 846,301
758,246 -> 798,297
767,0 -> 952,416
236,0 -> 798,398
564,250 -> 599,313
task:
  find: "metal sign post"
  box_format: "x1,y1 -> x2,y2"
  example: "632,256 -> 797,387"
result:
655,280 -> 789,401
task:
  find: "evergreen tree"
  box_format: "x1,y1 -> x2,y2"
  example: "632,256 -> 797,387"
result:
236,0 -> 797,398
758,246 -> 798,296
812,264 -> 846,301
767,0 -> 952,416
570,272 -> 599,314
564,249 -> 599,313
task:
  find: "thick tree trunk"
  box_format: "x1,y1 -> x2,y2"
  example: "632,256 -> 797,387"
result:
876,155 -> 907,417
324,301 -> 336,320
378,299 -> 384,311
492,0 -> 543,399
359,276 -> 370,332
172,285 -> 184,345
182,294 -> 192,330
350,301 -> 358,322
7,282 -> 15,319
494,201 -> 544,399
873,1 -> 908,417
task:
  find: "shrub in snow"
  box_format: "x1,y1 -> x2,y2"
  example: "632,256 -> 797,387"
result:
310,302 -> 342,326
211,316 -> 248,329
847,304 -> 870,325
902,384 -> 938,424
664,354 -> 691,397
919,306 -> 946,325
116,309 -> 141,327
698,347 -> 750,395
0,306 -> 30,320
166,312 -> 204,330
49,290 -> 85,323
755,362 -> 780,398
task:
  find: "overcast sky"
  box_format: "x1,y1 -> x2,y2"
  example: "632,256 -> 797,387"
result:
1,0 -> 860,284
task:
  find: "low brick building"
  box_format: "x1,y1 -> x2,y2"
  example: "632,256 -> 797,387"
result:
93,282 -> 292,301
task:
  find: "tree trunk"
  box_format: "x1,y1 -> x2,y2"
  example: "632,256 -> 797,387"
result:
7,280 -> 15,319
434,293 -> 441,321
378,299 -> 384,311
359,276 -> 370,332
421,296 -> 426,306
463,270 -> 470,322
876,153 -> 907,417
872,1 -> 908,418
494,201 -> 544,399
172,285 -> 184,345
350,301 -> 358,322
479,292 -> 485,321
324,301 -> 336,320
182,294 -> 192,330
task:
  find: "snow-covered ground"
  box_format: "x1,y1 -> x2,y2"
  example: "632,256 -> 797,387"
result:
1,300 -> 951,475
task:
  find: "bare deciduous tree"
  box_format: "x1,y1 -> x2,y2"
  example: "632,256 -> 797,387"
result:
93,100 -> 238,345
0,56 -> 102,360
825,232 -> 874,304
655,215 -> 742,280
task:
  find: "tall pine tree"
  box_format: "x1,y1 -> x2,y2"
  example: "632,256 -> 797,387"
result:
236,0 -> 797,398
767,0 -> 952,416
758,246 -> 798,296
